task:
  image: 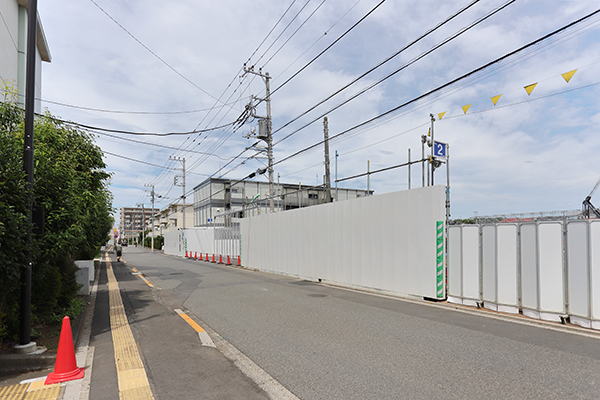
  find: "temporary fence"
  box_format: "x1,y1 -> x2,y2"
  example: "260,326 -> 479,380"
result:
448,219 -> 600,329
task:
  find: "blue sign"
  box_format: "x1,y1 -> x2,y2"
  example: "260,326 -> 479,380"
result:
433,141 -> 447,160
207,218 -> 213,223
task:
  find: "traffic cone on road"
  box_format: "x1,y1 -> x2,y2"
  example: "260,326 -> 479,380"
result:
194,252 -> 197,259
185,251 -> 188,258
219,255 -> 223,264
212,254 -> 216,263
205,253 -> 209,261
45,316 -> 84,385
227,255 -> 231,265
237,256 -> 241,266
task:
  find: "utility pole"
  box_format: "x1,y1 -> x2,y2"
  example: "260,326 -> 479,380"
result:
421,134 -> 426,187
170,157 -> 186,229
430,113 -> 435,186
241,65 -> 274,212
145,184 -> 155,252
18,0 -> 38,351
335,150 -> 338,202
137,203 -> 145,246
367,160 -> 370,195
323,117 -> 332,202
408,148 -> 411,190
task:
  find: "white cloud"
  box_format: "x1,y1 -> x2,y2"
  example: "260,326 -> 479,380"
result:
36,0 -> 600,223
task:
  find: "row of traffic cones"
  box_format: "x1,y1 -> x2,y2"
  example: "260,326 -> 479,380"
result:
185,251 -> 241,266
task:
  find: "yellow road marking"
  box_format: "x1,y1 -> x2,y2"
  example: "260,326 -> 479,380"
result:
105,254 -> 154,400
0,379 -> 61,400
175,309 -> 205,332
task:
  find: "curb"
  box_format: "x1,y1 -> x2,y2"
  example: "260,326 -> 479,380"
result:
0,292 -> 90,379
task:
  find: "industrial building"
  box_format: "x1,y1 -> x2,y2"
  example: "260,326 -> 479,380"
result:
193,177 -> 372,227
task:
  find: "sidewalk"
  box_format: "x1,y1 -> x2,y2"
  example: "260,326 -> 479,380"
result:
1,251 -> 270,400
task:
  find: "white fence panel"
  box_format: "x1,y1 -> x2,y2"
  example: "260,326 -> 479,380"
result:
447,226 -> 462,304
496,224 -> 518,314
538,222 -> 564,321
462,226 -> 480,307
567,221 -> 590,328
591,221 -> 600,329
482,225 -> 497,311
240,186 -> 446,299
520,224 -> 539,319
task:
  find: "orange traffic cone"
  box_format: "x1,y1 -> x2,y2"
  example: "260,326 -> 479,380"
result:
237,256 -> 241,266
212,254 -> 216,263
219,255 -> 223,264
185,251 -> 188,258
45,316 -> 84,384
205,254 -> 209,261
227,255 -> 231,265
194,252 -> 197,259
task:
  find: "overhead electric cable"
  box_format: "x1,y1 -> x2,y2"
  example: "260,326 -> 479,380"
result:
38,97 -> 246,115
272,7 -> 600,167
261,0 -> 329,69
88,0 -> 221,103
252,0 -> 314,67
273,0 -> 516,145
103,150 -> 210,176
271,0 -> 387,95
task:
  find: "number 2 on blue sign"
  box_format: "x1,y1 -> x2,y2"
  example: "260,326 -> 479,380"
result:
436,143 -> 444,156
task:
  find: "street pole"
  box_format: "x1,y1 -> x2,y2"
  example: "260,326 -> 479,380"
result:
323,117 -> 332,202
421,135 -> 426,188
367,160 -> 370,195
170,157 -> 186,229
19,0 -> 38,349
242,66 -> 274,213
430,113 -> 435,186
408,148 -> 411,190
335,150 -> 338,202
145,184 -> 155,252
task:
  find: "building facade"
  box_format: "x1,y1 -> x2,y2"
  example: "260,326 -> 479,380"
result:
119,207 -> 159,241
0,0 -> 51,112
152,203 -> 194,237
193,177 -> 372,227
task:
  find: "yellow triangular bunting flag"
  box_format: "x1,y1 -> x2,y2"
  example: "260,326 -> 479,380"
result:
438,111 -> 446,120
524,83 -> 537,96
562,69 -> 577,83
491,94 -> 502,105
462,104 -> 471,114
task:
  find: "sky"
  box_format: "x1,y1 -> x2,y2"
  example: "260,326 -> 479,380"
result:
35,0 -> 600,224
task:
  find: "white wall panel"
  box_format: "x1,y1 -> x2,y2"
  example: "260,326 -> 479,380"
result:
240,186 -> 445,298
482,225 -> 497,309
447,226 -> 462,302
567,221 -> 589,324
462,226 -> 480,302
538,223 -> 564,320
591,221 -> 600,328
521,224 -> 538,317
497,225 -> 518,313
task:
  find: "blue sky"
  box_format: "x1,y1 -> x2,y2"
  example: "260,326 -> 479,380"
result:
36,0 -> 600,222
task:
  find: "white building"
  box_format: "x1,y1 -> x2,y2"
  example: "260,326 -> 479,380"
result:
193,177 -> 372,227
0,0 -> 51,111
151,203 -> 193,237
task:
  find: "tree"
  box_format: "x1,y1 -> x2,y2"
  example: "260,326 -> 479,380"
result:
0,96 -> 113,340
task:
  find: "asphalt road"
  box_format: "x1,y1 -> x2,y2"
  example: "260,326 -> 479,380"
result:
121,246 -> 600,399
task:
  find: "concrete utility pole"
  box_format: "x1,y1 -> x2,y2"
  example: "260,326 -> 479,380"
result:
241,65 -> 274,212
323,117 -> 332,202
137,203 -> 145,246
145,184 -> 155,252
335,150 -> 338,202
170,157 -> 186,229
18,0 -> 38,350
430,113 -> 435,186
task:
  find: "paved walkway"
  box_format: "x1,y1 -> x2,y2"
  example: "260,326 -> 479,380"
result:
0,250 -> 269,400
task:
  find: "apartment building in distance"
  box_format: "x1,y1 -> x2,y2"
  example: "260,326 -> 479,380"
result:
119,207 -> 159,241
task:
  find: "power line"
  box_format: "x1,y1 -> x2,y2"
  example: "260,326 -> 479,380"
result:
273,0 -> 515,146
38,97 -> 246,115
103,150 -> 210,176
88,0 -> 221,103
261,0 -> 330,69
271,0 -> 387,95
271,7 -> 600,168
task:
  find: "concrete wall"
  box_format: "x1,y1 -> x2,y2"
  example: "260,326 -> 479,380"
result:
240,185 -> 446,299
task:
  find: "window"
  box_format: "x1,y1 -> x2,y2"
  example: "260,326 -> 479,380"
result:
308,193 -> 318,199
